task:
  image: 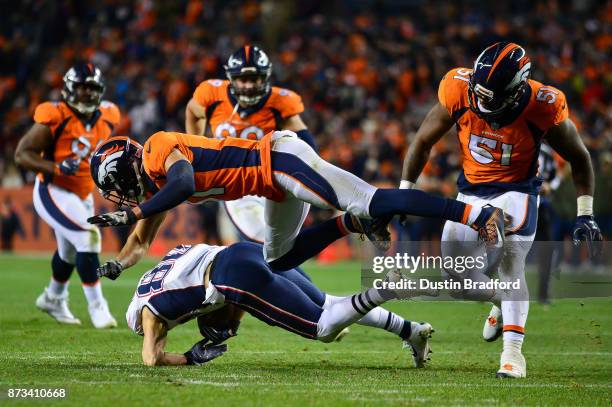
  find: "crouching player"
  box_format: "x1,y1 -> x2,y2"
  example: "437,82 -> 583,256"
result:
127,242 -> 433,367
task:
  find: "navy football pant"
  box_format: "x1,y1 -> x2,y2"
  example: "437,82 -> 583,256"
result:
211,242 -> 323,339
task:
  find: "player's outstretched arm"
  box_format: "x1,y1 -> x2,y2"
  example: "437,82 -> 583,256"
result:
97,211 -> 168,280
185,98 -> 207,136
141,307 -> 186,366
118,211 -> 167,269
401,102 -> 454,187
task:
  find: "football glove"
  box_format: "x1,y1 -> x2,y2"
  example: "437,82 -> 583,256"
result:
199,325 -> 238,345
97,260 -> 124,280
87,208 -> 137,227
56,157 -> 80,175
572,215 -> 603,259
184,340 -> 227,366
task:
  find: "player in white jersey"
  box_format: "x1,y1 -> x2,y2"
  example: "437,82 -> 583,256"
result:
127,241 -> 434,367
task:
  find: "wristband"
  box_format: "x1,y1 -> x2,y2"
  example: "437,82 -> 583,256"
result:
399,180 -> 415,189
577,195 -> 593,216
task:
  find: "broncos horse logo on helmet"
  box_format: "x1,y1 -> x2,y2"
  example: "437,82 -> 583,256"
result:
224,45 -> 272,107
61,61 -> 106,116
468,42 -> 532,128
90,137 -> 145,206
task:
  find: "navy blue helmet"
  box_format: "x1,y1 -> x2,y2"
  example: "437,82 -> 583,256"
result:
61,62 -> 105,115
224,45 -> 272,106
468,42 -> 531,123
90,136 -> 145,207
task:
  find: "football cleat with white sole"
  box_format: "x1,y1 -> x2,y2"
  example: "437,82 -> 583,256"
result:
402,322 -> 434,368
483,305 -> 503,342
496,349 -> 526,378
333,327 -> 350,342
88,299 -> 117,329
36,289 -> 81,325
350,215 -> 391,252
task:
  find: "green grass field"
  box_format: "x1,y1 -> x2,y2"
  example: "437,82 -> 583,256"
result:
0,253 -> 610,406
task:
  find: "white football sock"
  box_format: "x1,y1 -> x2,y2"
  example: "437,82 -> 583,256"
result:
48,278 -> 68,297
324,294 -> 407,335
323,294 -> 343,309
502,300 -> 528,347
316,288 -> 391,341
82,281 -> 104,305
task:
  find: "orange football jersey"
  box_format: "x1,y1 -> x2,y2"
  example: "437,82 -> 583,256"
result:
192,79 -> 303,140
142,131 -> 284,203
34,100 -> 121,198
438,67 -> 569,195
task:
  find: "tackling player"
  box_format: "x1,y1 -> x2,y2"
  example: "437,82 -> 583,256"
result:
185,45 -> 316,243
14,62 -> 120,328
396,42 -> 602,378
127,241 -> 433,367
86,130 -> 505,279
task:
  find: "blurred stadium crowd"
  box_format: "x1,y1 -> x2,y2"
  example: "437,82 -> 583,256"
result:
0,0 -> 610,242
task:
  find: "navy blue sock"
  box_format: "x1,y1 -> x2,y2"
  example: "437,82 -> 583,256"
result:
269,216 -> 348,272
399,320 -> 412,340
75,252 -> 100,285
51,251 -> 73,283
369,189 -> 468,223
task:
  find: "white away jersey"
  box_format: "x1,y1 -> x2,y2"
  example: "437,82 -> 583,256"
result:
126,244 -> 225,334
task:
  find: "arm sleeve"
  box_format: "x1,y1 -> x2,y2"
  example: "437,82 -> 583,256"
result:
437,68 -> 469,119
33,102 -> 62,129
138,160 -> 195,218
535,86 -> 570,134
142,132 -> 181,180
100,101 -> 121,126
276,88 -> 304,119
192,81 -> 216,108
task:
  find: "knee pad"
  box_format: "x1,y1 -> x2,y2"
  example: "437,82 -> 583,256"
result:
75,252 -> 100,284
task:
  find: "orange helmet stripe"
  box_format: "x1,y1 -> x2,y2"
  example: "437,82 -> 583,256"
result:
486,43 -> 519,82
245,45 -> 251,63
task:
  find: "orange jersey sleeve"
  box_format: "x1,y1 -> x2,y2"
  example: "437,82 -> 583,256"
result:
437,68 -> 471,119
269,87 -> 304,119
142,132 -> 193,180
527,81 -> 569,134
99,100 -> 121,127
33,102 -> 64,132
192,79 -> 224,108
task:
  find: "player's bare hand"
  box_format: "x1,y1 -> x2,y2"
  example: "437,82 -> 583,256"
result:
87,209 -> 137,227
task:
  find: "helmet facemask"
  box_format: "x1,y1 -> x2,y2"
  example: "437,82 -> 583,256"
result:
468,74 -> 529,123
227,71 -> 271,107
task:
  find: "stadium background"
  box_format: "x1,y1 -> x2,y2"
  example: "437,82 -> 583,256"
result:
0,0 -> 610,254
0,2 -> 610,405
